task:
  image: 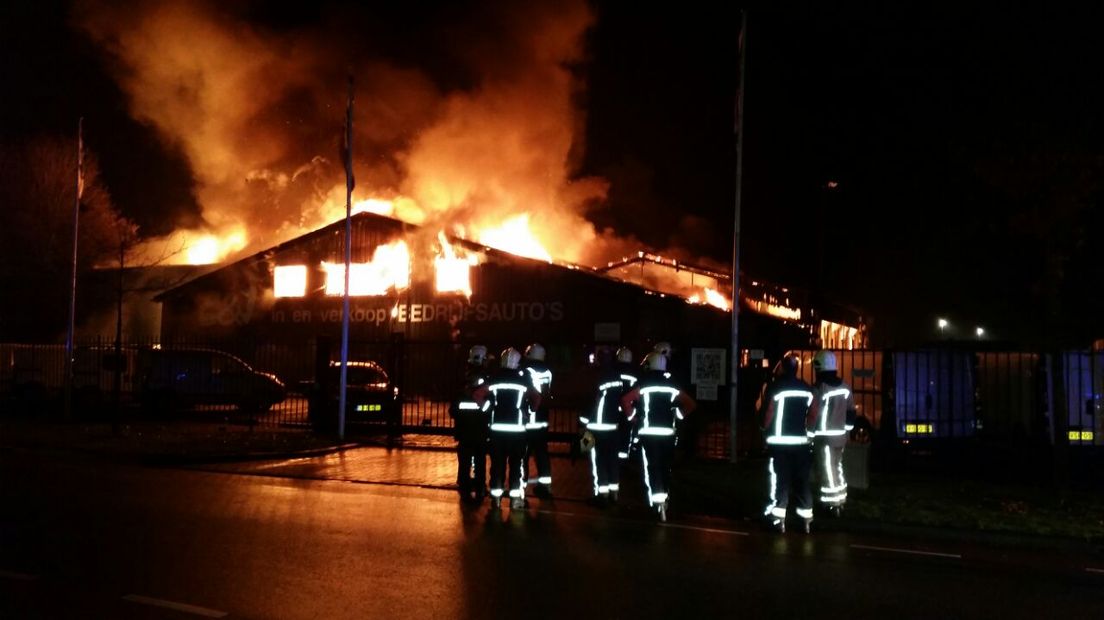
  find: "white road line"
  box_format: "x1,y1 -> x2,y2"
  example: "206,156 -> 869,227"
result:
850,544 -> 961,559
1086,567 -> 1104,574
122,594 -> 228,618
0,569 -> 40,581
660,523 -> 750,536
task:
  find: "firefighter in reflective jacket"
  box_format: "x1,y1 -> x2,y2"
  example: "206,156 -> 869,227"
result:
620,352 -> 696,521
582,352 -> 635,503
808,351 -> 856,516
473,348 -> 541,510
759,354 -> 817,533
450,345 -> 489,504
613,347 -> 639,460
521,343 -> 554,498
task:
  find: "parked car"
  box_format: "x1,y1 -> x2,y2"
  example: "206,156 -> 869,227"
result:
303,361 -> 400,432
140,347 -> 287,414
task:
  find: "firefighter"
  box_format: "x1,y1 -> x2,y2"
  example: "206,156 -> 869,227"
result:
620,352 -> 696,521
473,348 -> 541,511
521,343 -> 554,498
613,347 -> 639,460
809,351 -> 856,516
759,354 -> 817,533
653,341 -> 673,361
582,350 -> 634,504
450,345 -> 489,504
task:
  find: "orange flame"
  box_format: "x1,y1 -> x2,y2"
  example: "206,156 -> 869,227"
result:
132,226 -> 248,266
321,239 -> 410,296
477,214 -> 552,262
273,264 -> 307,298
186,229 -> 246,265
351,198 -> 396,217
434,232 -> 476,297
703,287 -> 730,311
687,287 -> 731,311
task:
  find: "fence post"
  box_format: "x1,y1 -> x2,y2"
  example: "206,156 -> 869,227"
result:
1049,352 -> 1070,491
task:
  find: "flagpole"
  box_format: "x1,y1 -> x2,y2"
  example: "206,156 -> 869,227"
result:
729,11 -> 747,463
64,117 -> 83,421
338,76 -> 355,441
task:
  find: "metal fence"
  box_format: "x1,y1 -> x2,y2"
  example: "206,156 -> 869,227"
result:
786,348 -> 1102,448
3,340 -> 1100,467
0,339 -> 650,440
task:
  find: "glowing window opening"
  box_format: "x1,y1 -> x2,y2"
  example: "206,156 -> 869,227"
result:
273,265 -> 307,298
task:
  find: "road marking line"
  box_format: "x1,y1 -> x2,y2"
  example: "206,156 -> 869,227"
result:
1086,567 -> 1104,574
0,570 -> 40,581
660,523 -> 749,536
850,544 -> 961,559
122,594 -> 227,618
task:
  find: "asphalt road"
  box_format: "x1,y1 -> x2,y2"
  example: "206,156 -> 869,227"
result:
1,447 -> 1102,619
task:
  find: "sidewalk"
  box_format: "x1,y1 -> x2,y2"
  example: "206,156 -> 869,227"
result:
4,418 -> 1103,550
0,418 -> 348,463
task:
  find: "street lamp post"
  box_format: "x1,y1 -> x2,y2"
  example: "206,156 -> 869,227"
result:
938,318 -> 948,339
728,9 -> 747,464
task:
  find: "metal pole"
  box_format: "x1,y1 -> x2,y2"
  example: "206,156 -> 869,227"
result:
114,235 -> 123,434
338,76 -> 355,441
64,117 -> 83,421
729,11 -> 747,463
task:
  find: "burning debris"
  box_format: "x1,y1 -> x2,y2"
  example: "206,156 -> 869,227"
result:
687,287 -> 731,311
602,252 -> 735,310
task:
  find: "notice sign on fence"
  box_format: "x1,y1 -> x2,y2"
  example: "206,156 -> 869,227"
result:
696,384 -> 719,401
691,347 -> 726,387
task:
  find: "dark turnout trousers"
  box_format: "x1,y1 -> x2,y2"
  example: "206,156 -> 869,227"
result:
588,429 -> 621,495
639,434 -> 675,506
765,444 -> 814,523
489,431 -> 528,501
456,434 -> 487,497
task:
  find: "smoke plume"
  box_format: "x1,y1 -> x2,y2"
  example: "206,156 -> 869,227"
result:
76,0 -> 638,266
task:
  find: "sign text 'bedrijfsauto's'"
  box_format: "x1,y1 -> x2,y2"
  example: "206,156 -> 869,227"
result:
271,301 -> 565,326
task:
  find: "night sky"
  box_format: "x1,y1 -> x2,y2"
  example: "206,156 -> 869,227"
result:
2,2 -> 1102,346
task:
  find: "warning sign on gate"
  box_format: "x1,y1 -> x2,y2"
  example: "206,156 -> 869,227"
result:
696,384 -> 719,401
691,348 -> 726,387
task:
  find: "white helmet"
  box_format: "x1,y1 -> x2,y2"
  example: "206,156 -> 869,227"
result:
813,350 -> 837,372
524,343 -> 546,362
500,347 -> 522,369
643,352 -> 667,371
653,341 -> 672,358
468,345 -> 488,365
615,347 -> 633,364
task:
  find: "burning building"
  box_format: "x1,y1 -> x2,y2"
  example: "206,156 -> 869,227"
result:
155,211 -> 864,356
149,211 -> 864,454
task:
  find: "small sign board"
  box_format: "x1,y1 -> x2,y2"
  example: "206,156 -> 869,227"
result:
593,322 -> 621,342
696,384 -> 719,401
691,348 -> 726,386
